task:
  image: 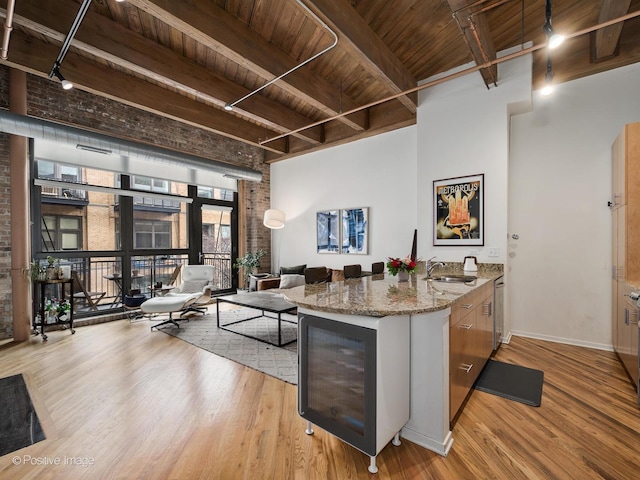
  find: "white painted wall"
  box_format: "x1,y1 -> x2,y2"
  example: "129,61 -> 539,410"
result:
416,53 -> 532,266
509,62 -> 640,349
269,56 -> 640,349
270,126 -> 417,272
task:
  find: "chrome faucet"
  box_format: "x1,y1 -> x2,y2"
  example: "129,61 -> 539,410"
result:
426,256 -> 446,277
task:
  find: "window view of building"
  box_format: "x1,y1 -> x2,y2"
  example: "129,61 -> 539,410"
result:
134,220 -> 172,249
34,160 -> 237,317
41,215 -> 82,251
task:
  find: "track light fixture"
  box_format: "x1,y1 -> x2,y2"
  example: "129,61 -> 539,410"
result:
540,55 -> 554,96
51,63 -> 73,90
543,0 -> 565,49
48,0 -> 91,92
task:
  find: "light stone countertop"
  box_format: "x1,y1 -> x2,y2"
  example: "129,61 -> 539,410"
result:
283,264 -> 504,317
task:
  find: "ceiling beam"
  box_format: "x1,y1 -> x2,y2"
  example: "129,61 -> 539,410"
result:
7,0 -> 323,145
447,0 -> 498,88
305,0 -> 417,113
4,30 -> 289,154
265,99 -> 415,163
125,0 -> 368,132
592,0 -> 632,62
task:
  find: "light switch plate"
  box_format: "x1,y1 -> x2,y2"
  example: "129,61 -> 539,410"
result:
488,248 -> 499,257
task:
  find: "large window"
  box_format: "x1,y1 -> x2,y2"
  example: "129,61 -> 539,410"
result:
38,161 -> 81,182
33,155 -> 238,316
41,215 -> 82,251
198,186 -> 234,201
134,220 -> 172,249
132,175 -> 169,193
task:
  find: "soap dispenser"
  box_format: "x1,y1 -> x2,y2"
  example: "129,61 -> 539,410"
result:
463,256 -> 478,274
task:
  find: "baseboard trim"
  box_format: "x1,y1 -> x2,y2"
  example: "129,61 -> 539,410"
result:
400,427 -> 454,457
509,330 -> 614,352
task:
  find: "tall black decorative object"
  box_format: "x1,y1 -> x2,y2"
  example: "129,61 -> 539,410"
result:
410,229 -> 417,261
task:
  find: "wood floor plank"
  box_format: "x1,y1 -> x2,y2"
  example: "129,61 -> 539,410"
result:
0,319 -> 639,479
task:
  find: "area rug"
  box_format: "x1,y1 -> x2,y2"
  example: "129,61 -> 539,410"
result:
158,307 -> 298,385
0,374 -> 46,456
474,360 -> 544,407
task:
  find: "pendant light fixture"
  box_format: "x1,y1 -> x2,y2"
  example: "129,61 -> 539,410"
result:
543,0 -> 565,49
540,55 -> 554,96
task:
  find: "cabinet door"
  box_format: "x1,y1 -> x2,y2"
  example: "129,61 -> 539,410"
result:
450,309 -> 476,421
617,285 -> 630,358
622,294 -> 639,387
617,206 -> 627,282
612,279 -> 618,352
612,128 -> 626,208
613,209 -> 621,280
478,293 -> 494,362
624,123 -> 640,281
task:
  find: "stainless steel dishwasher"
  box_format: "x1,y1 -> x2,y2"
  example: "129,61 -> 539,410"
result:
493,276 -> 505,350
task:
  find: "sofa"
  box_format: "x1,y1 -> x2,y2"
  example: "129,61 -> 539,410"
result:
256,264 -> 341,291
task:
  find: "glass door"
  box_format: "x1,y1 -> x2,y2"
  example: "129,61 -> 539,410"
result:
201,205 -> 234,291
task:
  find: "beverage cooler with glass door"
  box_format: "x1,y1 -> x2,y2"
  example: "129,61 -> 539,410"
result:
297,310 -> 410,473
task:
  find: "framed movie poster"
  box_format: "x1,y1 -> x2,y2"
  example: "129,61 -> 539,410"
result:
433,174 -> 484,246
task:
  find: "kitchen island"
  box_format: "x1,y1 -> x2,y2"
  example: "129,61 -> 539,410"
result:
284,266 -> 503,457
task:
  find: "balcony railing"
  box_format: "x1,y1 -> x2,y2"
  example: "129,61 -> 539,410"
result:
41,185 -> 88,202
39,252 -> 233,318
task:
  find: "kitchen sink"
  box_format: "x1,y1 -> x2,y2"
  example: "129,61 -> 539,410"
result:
427,274 -> 477,283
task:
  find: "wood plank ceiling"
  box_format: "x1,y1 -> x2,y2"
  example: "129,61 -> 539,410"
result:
1,0 -> 640,163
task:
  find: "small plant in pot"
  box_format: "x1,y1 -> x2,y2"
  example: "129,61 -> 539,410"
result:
28,260 -> 46,282
233,250 -> 267,291
45,256 -> 62,281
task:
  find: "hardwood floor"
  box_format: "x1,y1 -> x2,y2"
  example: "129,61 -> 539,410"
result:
1,319 -> 639,479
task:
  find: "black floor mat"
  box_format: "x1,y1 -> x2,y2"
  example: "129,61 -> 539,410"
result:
474,360 -> 544,406
0,374 -> 46,456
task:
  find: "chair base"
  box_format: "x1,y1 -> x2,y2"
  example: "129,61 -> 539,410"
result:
180,305 -> 208,317
151,312 -> 189,330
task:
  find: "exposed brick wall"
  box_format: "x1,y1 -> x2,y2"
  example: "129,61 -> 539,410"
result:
0,65 -> 272,339
0,134 -> 12,338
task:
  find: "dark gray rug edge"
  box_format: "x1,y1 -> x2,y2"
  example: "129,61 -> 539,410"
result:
474,359 -> 544,407
0,373 -> 46,457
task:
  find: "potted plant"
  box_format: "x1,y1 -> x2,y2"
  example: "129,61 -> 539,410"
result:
234,250 -> 267,291
386,256 -> 417,282
45,256 -> 61,281
28,260 -> 46,282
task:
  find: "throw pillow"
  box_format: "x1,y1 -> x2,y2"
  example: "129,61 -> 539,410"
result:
180,279 -> 208,294
280,264 -> 307,275
279,274 -> 306,289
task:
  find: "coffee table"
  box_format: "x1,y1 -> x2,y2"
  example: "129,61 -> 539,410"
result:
216,292 -> 298,347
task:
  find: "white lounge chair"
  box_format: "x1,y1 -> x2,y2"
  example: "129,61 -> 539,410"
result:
141,265 -> 215,330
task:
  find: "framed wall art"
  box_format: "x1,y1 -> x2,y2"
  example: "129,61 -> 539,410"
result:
317,210 -> 340,253
341,207 -> 368,254
433,174 -> 484,246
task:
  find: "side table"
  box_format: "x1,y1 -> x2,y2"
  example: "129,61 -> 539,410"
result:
150,285 -> 176,297
32,278 -> 75,342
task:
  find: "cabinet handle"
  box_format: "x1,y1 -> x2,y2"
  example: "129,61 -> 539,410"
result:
459,363 -> 473,373
459,324 -> 473,330
482,302 -> 492,316
628,309 -> 639,326
461,303 -> 473,309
